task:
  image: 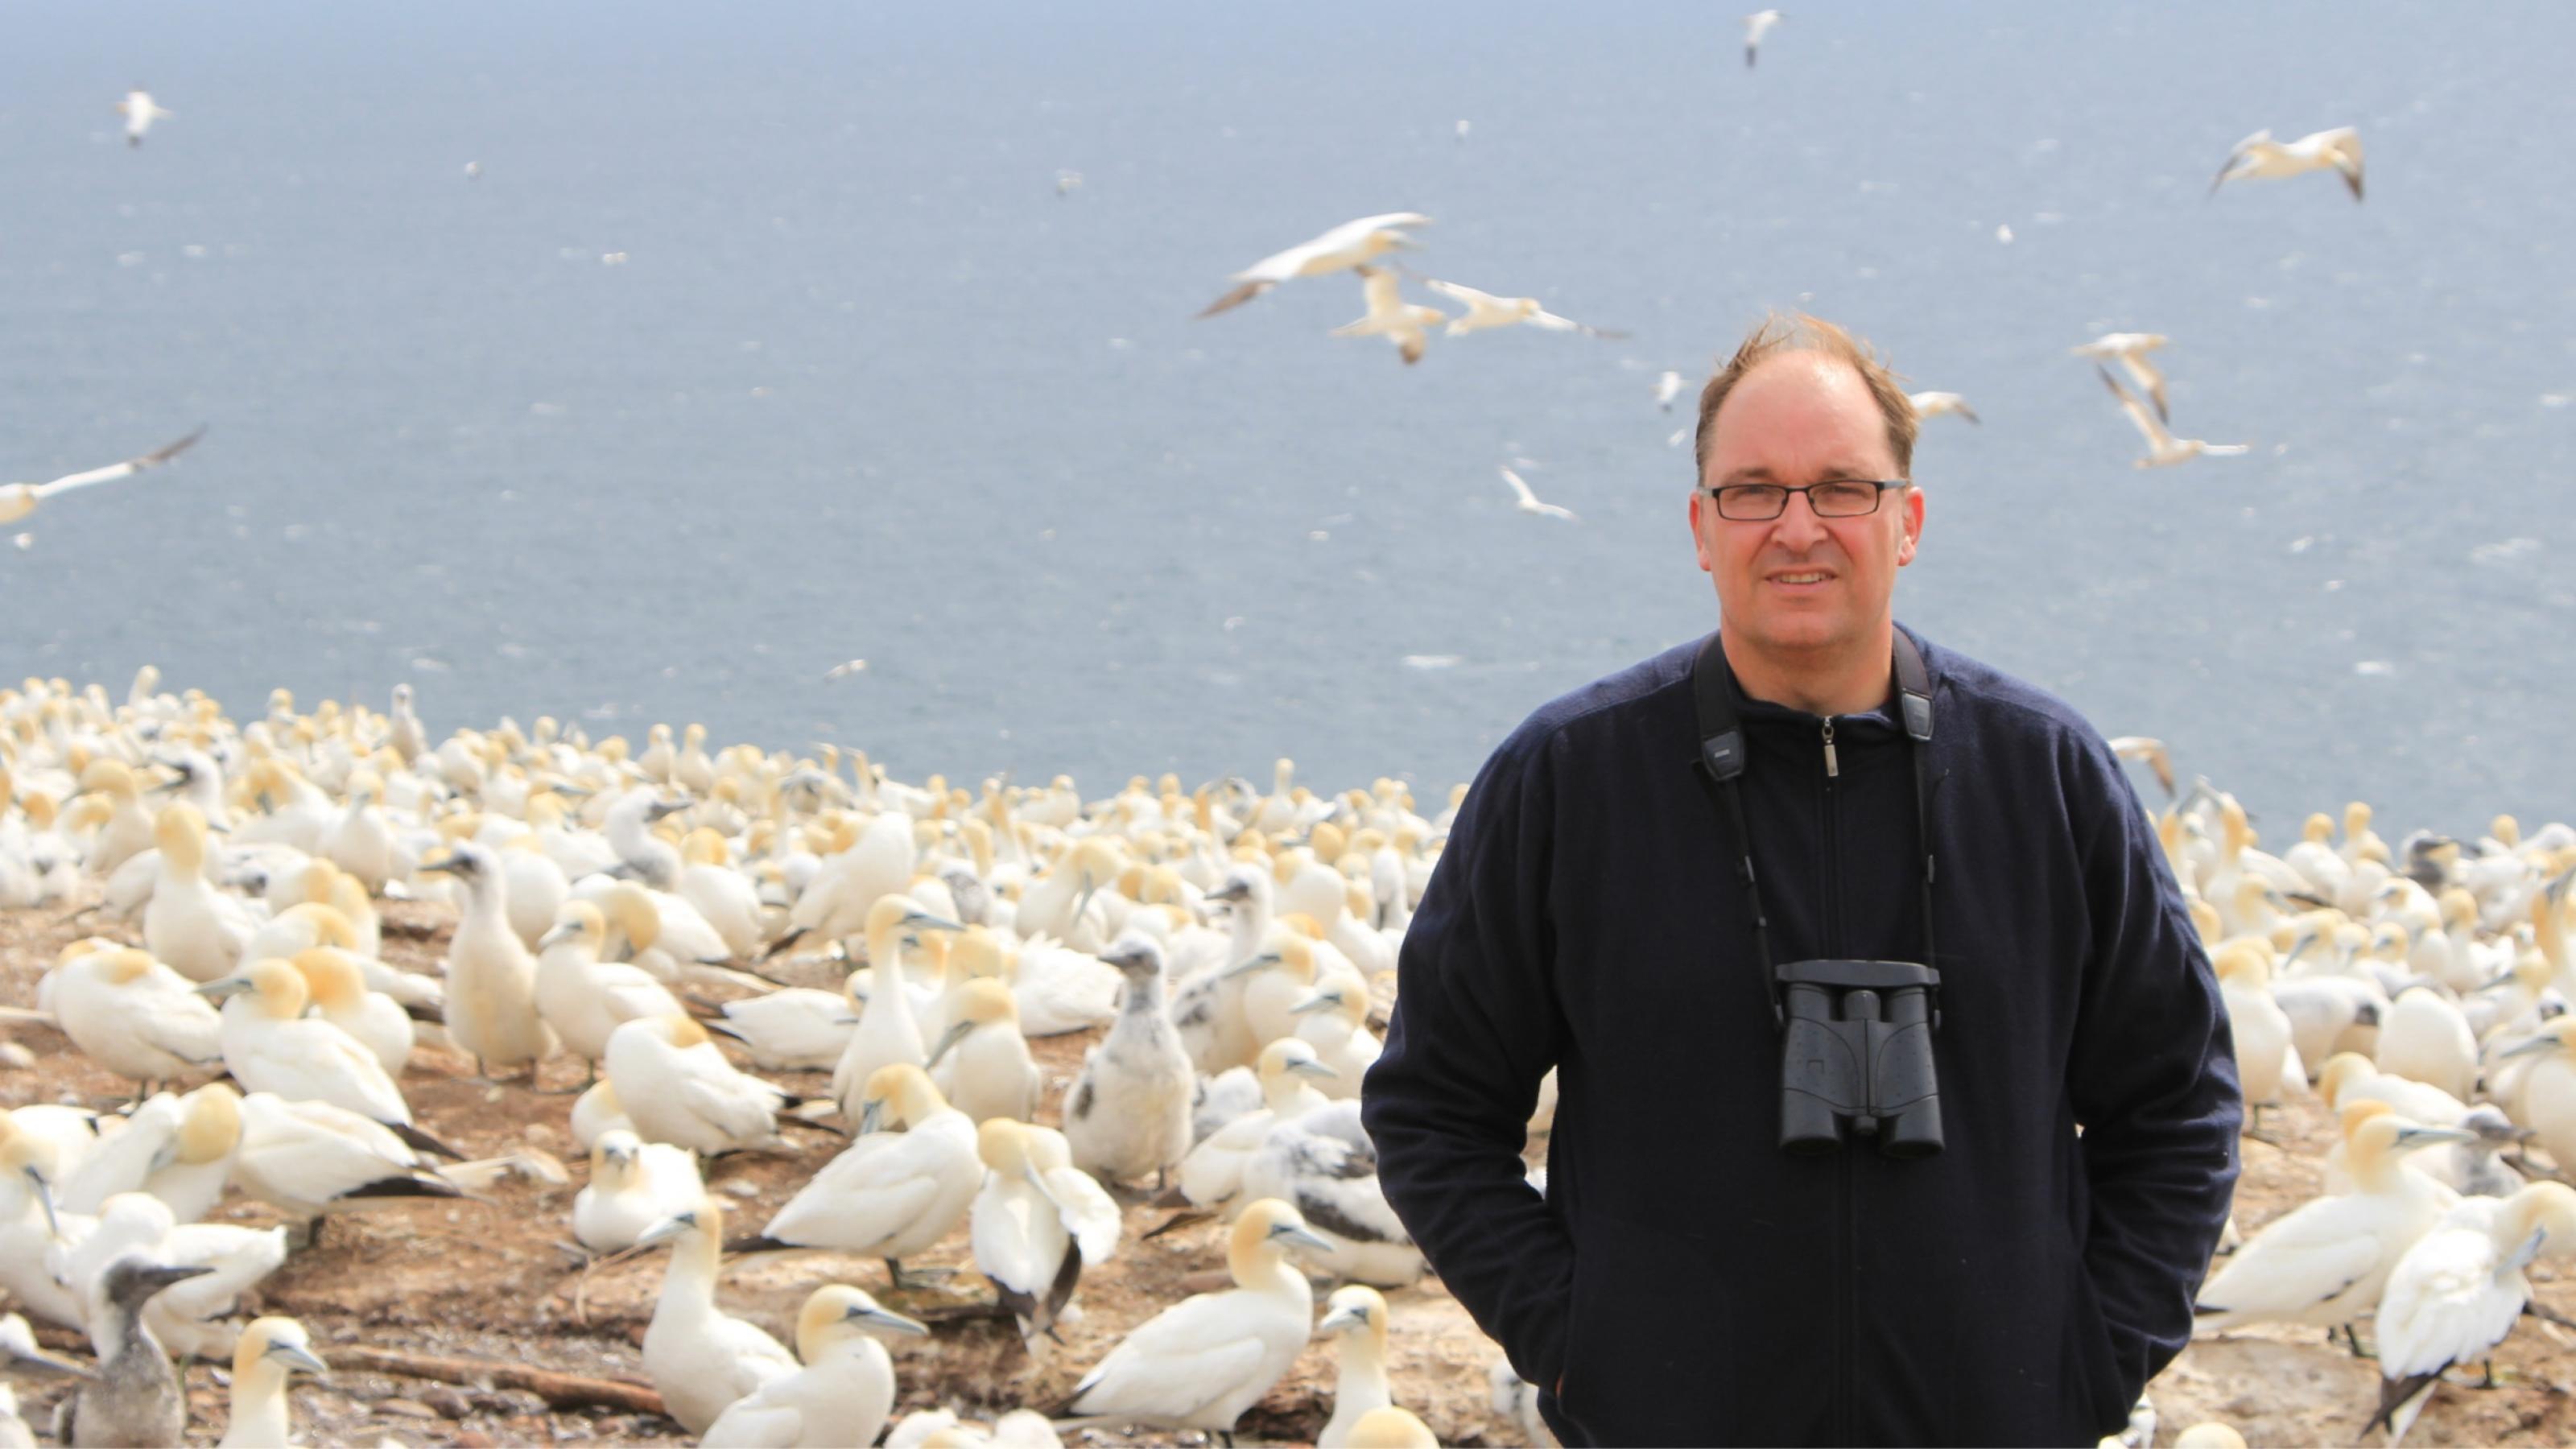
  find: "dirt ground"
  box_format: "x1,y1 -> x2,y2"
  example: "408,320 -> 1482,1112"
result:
2,894 -> 2572,1447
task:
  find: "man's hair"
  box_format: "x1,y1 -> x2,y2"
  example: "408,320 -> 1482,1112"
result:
1692,312 -> 1917,481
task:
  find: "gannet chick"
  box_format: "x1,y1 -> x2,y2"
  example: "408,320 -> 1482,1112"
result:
1318,1286 -> 1394,1449
215,1315 -> 329,1449
2368,1181 -> 2576,1444
2096,367 -> 2247,468
1422,279 -> 1625,339
700,1284 -> 927,1448
230,1092 -> 463,1243
1488,1355 -> 1561,1449
1906,390 -> 1979,424
604,1014 -> 795,1157
971,1119 -> 1121,1357
48,946 -> 221,1092
2212,126 -> 2364,201
729,1064 -> 978,1290
141,803 -> 257,982
1330,266 -> 1447,365
1743,9 -> 1781,68
1063,936 -> 1195,1188
634,1199 -> 799,1435
1198,213 -> 1431,317
423,842 -> 556,1077
1059,1199 -> 1331,1438
927,977 -> 1039,1125
2071,333 -> 2173,419
66,1257 -> 210,1449
572,1129 -> 704,1254
0,426 -> 198,524
832,896 -> 964,1125
2430,1106 -> 2530,1199
1183,1038 -> 1337,1211
207,959 -> 452,1158
535,900 -> 685,1079
1347,1406 -> 1440,1448
2194,1113 -> 2472,1335
114,89 -> 173,147
1243,1098 -> 1422,1286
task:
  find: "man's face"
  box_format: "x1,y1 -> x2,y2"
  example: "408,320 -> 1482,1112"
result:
1690,352 -> 1923,659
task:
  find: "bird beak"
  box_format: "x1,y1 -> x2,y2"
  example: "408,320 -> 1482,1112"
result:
926,1021 -> 972,1071
849,1302 -> 930,1337
195,976 -> 254,1000
1287,1058 -> 1340,1081
419,854 -> 464,875
857,1101 -> 886,1137
646,797 -> 689,822
2499,1034 -> 2563,1060
1206,881 -> 1250,904
2392,1125 -> 2475,1152
1272,1221 -> 1336,1253
1221,952 -> 1282,980
632,1213 -> 695,1249
141,1263 -> 217,1293
536,921 -> 580,950
1,1339 -> 97,1381
1317,1304 -> 1367,1334
1289,993 -> 1338,1015
273,1342 -> 333,1378
901,910 -> 964,934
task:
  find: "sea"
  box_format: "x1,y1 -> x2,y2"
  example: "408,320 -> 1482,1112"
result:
5,1 -> 2573,839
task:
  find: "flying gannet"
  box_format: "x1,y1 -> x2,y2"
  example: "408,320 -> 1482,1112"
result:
1498,466 -> 1579,522
1422,279 -> 1627,339
0,427 -> 203,526
2097,368 -> 2247,469
2212,126 -> 2364,202
1199,213 -> 1431,318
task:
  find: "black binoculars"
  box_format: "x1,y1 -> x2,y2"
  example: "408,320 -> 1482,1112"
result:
1774,959 -> 1944,1158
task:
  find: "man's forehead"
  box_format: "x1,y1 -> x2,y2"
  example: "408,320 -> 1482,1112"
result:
1703,352 -> 1897,479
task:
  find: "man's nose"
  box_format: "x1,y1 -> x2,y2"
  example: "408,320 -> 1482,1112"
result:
1772,490 -> 1830,547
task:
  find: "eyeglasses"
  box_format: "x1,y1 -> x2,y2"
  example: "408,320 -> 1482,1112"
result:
1700,480 -> 1906,521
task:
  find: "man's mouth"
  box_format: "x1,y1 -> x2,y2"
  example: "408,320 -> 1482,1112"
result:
1770,571 -> 1831,585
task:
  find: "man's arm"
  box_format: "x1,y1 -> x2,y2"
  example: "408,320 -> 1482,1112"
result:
2066,746 -> 2244,1403
1361,737 -> 1574,1391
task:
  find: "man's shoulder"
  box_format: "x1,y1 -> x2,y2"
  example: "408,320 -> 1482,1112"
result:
1915,629 -> 2119,767
1489,638 -> 1699,767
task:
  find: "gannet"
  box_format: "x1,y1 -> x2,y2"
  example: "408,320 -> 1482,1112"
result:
1318,1286 -> 1395,1449
1655,370 -> 1688,411
1059,1199 -> 1331,1437
1198,213 -> 1431,318
832,896 -> 963,1123
572,1129 -> 705,1254
2377,986 -> 2479,1104
206,960 -> 452,1157
2368,1181 -> 2576,1443
1907,390 -> 1979,425
700,1284 -> 927,1448
970,1119 -> 1121,1356
422,841 -> 556,1076
66,760 -> 155,875
1,428 -> 199,527
989,933 -> 1120,1037
114,89 -> 173,147
1290,977 -> 1383,1096
2193,1113 -> 2472,1335
229,1092 -> 464,1242
2096,367 -> 2247,469
57,1085 -> 237,1223
1421,279 -> 1625,339
1243,1097 -> 1422,1285
47,947 -> 221,1092
283,946 -> 415,1075
1064,936 -> 1195,1187
318,771 -> 397,894
1744,10 -> 1781,68
2496,1018 -> 2576,1170
2318,1051 -> 2469,1129
2,1312 -> 95,1447
569,1080 -> 634,1153
729,1064 -> 979,1290
605,1014 -> 796,1157
65,1257 -> 208,1447
634,1199 -> 799,1435
2212,126 -> 2364,202
679,829 -> 766,960
215,1316 -> 329,1449
1346,1406 -> 1440,1447
1183,1038 -> 1337,1212
2211,943 -> 2296,1135
771,807 -> 918,959
1329,266 -> 1447,366
141,803 -> 258,982
535,900 -> 686,1076
1497,466 -> 1579,522
2072,333 -> 2174,420
712,980 -> 858,1071
1488,1355 -> 1561,1449
0,1117 -> 85,1327
927,977 -> 1040,1125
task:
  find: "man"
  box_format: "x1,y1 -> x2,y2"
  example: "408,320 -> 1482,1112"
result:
1362,314 -> 2240,1446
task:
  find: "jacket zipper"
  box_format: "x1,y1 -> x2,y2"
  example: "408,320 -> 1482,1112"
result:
1820,718 -> 1855,1446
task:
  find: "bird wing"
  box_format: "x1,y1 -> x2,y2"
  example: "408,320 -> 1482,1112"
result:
972,1183 -> 1058,1297
1238,213 -> 1428,285
1422,279 -> 1496,309
2195,1198 -> 2391,1317
31,427 -> 204,499
1045,1163 -> 1125,1265
1360,266 -> 1404,322
2097,368 -> 2172,452
2320,127 -> 2365,200
1070,1294 -> 1274,1419
1498,466 -> 1540,506
2376,1224 -> 2523,1377
2117,354 -> 2171,422
768,1141 -> 944,1248
701,1393 -> 806,1449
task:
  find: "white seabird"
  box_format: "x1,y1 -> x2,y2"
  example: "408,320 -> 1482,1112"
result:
1498,465 -> 1579,522
0,427 -> 201,525
2212,126 -> 2364,202
1198,213 -> 1431,318
2096,367 -> 2247,469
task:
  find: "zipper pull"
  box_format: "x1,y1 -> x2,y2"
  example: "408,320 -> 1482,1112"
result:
1821,718 -> 1839,778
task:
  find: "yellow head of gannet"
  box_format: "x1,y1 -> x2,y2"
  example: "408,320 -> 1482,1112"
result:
950,927 -> 1013,985
223,1315 -> 330,1448
857,1062 -> 950,1137
1319,1282 -> 1390,1352
1345,1406 -> 1441,1448
287,948 -> 369,1014
234,958 -> 312,1022
928,978 -> 1018,1066
155,799 -> 210,874
175,1083 -> 242,1166
2344,1112 -> 2474,1191
601,882 -> 663,955
539,899 -> 609,954
795,1283 -> 927,1361
1228,1197 -> 1334,1285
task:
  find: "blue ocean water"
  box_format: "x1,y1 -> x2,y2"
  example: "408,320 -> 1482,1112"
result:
4,2 -> 2572,836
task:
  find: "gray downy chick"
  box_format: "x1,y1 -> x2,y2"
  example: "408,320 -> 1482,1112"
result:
63,1257 -> 211,1448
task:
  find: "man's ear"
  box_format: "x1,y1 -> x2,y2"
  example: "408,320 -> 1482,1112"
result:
1897,484 -> 1924,566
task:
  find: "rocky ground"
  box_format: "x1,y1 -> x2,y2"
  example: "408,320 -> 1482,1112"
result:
2,897 -> 2572,1446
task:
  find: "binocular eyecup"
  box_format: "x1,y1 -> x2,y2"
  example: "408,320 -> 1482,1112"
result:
1774,959 -> 1943,1158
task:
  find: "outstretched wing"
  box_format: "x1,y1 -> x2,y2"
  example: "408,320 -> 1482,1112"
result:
32,426 -> 205,499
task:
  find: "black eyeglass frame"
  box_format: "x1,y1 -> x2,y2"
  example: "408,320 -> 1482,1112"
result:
1699,479 -> 1910,521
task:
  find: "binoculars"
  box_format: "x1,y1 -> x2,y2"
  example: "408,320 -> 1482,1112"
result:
1774,960 -> 1944,1158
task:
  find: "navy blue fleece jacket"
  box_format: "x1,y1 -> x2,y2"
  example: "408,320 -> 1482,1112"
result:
1363,626 -> 2240,1447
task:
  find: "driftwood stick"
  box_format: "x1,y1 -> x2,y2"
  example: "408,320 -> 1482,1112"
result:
320,1344 -> 665,1415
